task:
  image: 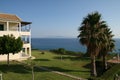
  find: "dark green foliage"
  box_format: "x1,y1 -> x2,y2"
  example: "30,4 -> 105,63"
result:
78,12 -> 105,76
0,35 -> 13,55
58,48 -> 66,54
50,48 -> 84,57
78,11 -> 115,76
41,52 -> 45,54
0,35 -> 23,54
0,35 -> 23,65
100,64 -> 120,80
50,48 -> 66,54
11,37 -> 23,54
66,50 -> 84,57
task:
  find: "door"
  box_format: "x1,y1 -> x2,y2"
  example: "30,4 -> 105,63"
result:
0,24 -> 4,31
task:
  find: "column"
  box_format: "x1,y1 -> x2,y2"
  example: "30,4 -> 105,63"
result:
29,47 -> 31,57
25,36 -> 27,43
29,24 -> 31,32
18,22 -> 21,32
7,21 -> 9,31
25,48 -> 27,55
29,24 -> 31,57
29,35 -> 31,45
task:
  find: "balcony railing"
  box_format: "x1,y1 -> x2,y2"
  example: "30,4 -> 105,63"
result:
21,29 -> 30,32
0,29 -> 30,32
23,41 -> 29,44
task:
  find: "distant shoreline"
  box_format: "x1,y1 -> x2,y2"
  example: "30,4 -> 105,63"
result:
31,38 -> 120,53
31,37 -> 120,39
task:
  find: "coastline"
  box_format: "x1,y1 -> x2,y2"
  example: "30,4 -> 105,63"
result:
31,38 -> 120,53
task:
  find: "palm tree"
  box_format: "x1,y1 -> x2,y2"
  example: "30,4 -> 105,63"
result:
99,28 -> 115,71
78,12 -> 107,76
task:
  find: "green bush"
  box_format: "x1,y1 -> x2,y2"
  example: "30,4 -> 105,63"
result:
100,64 -> 120,80
41,52 -> 45,54
50,48 -> 84,57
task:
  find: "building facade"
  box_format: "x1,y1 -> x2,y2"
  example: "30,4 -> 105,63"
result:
0,13 -> 31,61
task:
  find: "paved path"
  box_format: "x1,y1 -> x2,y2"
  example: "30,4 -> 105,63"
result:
15,60 -> 87,80
39,66 -> 87,80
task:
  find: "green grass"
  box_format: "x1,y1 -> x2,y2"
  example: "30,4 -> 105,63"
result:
0,62 -> 73,80
0,50 -> 91,80
31,50 -> 90,79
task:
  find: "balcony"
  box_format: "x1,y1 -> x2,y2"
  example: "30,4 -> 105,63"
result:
20,31 -> 30,36
0,31 -> 30,37
21,26 -> 31,35
22,37 -> 31,47
0,21 -> 31,36
0,31 -> 20,37
23,43 -> 31,48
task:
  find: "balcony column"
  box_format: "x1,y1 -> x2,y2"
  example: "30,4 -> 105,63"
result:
25,48 -> 27,55
25,36 -> 27,43
29,24 -> 31,44
29,35 -> 31,46
29,47 -> 31,57
18,22 -> 21,32
7,21 -> 9,31
29,24 -> 31,57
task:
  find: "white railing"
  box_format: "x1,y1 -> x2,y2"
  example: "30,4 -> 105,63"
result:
0,31 -> 30,37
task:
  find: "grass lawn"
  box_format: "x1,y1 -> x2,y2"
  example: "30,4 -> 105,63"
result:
0,62 -> 73,80
0,50 -> 91,80
31,50 -> 91,79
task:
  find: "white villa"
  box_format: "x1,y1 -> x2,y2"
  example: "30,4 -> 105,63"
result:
0,13 -> 31,61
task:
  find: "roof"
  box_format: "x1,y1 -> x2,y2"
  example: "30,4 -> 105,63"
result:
21,21 -> 32,26
0,13 -> 21,21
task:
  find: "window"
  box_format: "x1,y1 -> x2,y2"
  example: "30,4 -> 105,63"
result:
0,24 -> 4,31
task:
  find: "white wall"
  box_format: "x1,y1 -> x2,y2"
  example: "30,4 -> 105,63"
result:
0,53 -> 21,61
0,31 -> 20,38
9,23 -> 18,31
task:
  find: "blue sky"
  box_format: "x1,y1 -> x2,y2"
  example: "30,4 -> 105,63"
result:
0,0 -> 120,38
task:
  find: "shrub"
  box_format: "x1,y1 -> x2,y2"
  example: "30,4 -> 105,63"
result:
41,52 -> 45,54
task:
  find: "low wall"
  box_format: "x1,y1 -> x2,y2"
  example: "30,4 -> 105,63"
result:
0,53 -> 20,61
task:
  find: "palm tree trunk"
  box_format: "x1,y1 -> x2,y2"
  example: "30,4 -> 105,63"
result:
7,53 -> 9,66
103,55 -> 107,71
91,55 -> 97,77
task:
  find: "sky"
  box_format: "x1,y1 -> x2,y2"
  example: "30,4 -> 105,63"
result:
0,0 -> 120,38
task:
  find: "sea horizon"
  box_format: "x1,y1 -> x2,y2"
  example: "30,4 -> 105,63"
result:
31,38 -> 120,53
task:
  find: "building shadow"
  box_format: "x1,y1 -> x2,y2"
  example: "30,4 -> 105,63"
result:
0,64 -> 30,73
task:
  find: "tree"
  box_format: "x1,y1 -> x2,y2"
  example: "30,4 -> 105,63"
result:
78,12 -> 108,76
11,37 -> 23,54
0,35 -> 23,65
99,28 -> 115,71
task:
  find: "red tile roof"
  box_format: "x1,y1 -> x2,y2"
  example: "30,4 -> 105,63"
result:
0,13 -> 21,21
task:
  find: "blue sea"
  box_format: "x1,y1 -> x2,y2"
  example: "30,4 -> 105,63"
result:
31,38 -> 120,53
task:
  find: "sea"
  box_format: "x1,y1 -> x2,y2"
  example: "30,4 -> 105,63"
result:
31,38 -> 120,53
